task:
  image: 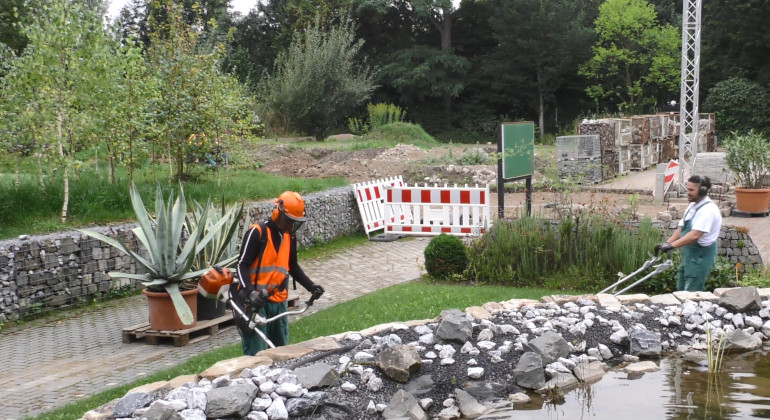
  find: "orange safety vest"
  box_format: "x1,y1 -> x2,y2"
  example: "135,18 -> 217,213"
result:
249,223 -> 290,303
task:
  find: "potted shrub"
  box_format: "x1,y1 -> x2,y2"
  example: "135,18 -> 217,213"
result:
723,130 -> 770,214
80,183 -> 231,330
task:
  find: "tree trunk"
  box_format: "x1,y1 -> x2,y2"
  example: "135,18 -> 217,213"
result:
109,155 -> 116,185
57,113 -> 69,223
440,12 -> 453,130
537,68 -> 544,141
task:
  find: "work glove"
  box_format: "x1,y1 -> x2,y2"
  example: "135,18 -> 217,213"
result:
654,242 -> 674,254
248,290 -> 268,309
310,284 -> 325,299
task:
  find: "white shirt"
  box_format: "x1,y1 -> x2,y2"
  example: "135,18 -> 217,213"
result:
677,197 -> 722,246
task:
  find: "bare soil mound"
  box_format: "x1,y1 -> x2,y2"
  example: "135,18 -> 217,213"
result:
252,139 -> 668,219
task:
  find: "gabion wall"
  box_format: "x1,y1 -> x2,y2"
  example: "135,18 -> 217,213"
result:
0,187 -> 362,323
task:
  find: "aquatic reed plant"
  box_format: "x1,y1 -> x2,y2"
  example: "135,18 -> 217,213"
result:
706,323 -> 727,373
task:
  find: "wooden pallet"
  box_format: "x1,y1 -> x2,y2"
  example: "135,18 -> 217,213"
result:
122,296 -> 300,347
731,210 -> 770,218
122,313 -> 236,346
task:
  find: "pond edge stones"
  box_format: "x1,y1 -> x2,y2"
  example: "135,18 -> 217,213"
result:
84,286 -> 770,420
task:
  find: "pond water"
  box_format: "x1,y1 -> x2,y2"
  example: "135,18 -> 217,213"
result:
515,348 -> 770,419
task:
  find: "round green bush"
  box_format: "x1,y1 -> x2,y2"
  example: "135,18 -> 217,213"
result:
424,234 -> 468,279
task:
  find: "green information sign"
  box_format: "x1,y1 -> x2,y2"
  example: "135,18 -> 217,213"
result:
500,122 -> 534,180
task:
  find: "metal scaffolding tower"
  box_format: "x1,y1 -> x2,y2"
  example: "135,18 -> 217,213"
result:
678,0 -> 702,185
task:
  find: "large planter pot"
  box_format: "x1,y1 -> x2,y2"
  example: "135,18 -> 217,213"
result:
143,288 -> 198,331
197,294 -> 227,320
734,187 -> 770,214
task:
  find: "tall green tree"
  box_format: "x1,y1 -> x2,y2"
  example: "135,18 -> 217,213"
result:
146,0 -> 249,181
223,0 -> 289,92
580,0 -> 680,114
379,0 -> 468,130
488,0 -> 594,138
703,77 -> 770,135
0,0 -> 117,222
258,16 -> 377,139
701,0 -> 770,91
96,34 -> 155,185
0,0 -> 33,59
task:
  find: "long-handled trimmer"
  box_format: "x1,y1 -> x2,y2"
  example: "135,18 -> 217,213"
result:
599,250 -> 674,296
198,267 -> 322,348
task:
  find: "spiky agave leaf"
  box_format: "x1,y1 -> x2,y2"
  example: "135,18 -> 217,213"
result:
164,283 -> 194,325
184,197 -> 244,271
129,183 -> 159,267
77,229 -> 160,278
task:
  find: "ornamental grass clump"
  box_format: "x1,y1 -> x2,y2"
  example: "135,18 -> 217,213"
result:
424,233 -> 468,280
464,215 -> 661,291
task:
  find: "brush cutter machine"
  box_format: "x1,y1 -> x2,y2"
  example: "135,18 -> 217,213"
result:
198,266 -> 322,348
599,249 -> 674,296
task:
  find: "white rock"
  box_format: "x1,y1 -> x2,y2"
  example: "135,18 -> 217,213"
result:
251,397 -> 272,411
746,316 -> 764,329
468,367 -> 485,379
477,328 -> 494,341
366,377 -> 383,392
266,398 -> 288,420
508,392 -> 531,404
477,340 -> 496,350
275,383 -> 303,398
259,381 -> 276,394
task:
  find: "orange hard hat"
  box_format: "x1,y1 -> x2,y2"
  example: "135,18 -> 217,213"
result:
273,191 -> 306,221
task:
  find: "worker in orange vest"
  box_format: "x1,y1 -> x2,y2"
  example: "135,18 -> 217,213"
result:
235,191 -> 324,355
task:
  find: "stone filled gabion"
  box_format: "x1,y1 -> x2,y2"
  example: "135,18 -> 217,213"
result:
87,288 -> 770,420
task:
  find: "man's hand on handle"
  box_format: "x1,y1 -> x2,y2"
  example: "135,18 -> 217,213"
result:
654,242 -> 674,255
249,290 -> 269,309
310,284 -> 325,300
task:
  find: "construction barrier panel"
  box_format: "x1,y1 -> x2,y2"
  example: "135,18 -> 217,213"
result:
353,176 -> 411,238
384,184 -> 491,236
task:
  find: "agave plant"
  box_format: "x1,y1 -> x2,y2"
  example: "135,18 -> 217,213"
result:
79,183 -> 229,325
184,196 -> 246,271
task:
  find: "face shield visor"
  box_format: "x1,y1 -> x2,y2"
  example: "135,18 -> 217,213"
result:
278,211 -> 306,234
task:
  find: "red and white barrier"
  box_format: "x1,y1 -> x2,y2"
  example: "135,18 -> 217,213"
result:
384,184 -> 491,236
353,176 -> 411,238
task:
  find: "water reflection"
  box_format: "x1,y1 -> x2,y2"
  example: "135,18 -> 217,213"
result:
511,349 -> 770,419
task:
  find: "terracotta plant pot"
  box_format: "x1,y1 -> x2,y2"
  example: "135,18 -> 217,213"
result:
734,187 -> 770,214
143,288 -> 198,331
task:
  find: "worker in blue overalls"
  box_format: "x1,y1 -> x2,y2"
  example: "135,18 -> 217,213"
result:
655,175 -> 723,291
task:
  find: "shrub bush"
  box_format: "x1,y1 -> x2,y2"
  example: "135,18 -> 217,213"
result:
741,266 -> 770,288
424,234 -> 468,279
702,77 -> 770,135
458,148 -> 489,165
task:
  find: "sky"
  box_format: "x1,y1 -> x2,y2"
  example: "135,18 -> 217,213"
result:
106,0 -> 259,21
